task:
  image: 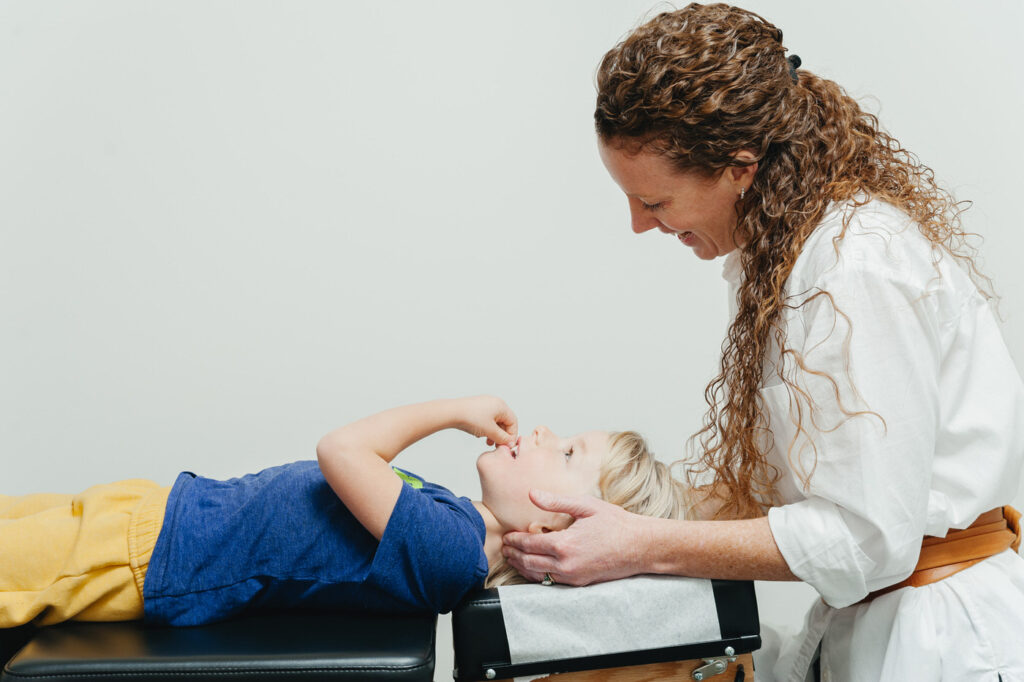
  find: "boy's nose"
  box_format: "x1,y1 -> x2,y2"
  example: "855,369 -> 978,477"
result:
533,425 -> 553,443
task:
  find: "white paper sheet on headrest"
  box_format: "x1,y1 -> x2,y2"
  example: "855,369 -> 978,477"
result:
497,575 -> 721,665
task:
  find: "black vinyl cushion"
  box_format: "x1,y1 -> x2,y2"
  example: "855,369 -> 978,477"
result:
2,611 -> 436,682
0,626 -> 35,672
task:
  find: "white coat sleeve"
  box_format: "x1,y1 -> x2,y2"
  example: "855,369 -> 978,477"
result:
764,260 -> 944,608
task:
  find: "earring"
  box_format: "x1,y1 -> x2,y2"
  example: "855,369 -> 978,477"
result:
740,187 -> 746,200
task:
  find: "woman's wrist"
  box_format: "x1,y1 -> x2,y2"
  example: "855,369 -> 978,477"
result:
636,516 -> 693,576
635,516 -> 798,581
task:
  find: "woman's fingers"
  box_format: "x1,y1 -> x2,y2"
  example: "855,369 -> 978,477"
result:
503,526 -> 593,585
503,528 -> 559,556
500,542 -> 552,583
501,493 -> 593,582
503,493 -> 648,586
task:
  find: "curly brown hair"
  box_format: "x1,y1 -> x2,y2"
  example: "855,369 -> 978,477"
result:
594,3 -> 991,519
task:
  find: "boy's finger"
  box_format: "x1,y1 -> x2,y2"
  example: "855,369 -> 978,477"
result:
498,409 -> 518,435
492,425 -> 516,446
493,419 -> 516,436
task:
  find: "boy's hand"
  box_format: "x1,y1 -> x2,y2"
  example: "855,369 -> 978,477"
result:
455,395 -> 518,446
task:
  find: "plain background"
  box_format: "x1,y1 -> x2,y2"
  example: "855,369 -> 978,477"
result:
2,1 -> 1022,678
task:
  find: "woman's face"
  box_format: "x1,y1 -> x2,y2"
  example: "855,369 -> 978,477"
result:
477,426 -> 607,533
598,140 -> 755,260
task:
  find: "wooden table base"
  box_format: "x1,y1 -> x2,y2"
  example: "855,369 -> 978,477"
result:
494,652 -> 754,681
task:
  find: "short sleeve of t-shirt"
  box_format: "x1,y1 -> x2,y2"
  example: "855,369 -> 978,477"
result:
369,468 -> 489,613
143,462 -> 488,626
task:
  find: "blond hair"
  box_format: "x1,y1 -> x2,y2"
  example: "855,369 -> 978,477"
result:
485,430 -> 688,587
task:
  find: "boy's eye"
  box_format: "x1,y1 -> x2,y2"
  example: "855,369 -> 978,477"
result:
641,201 -> 663,211
564,447 -> 574,461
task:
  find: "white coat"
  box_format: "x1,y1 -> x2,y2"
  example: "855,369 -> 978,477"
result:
721,199 -> 1024,681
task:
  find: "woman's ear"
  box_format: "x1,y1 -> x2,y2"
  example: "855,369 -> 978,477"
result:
733,149 -> 758,164
730,150 -> 758,186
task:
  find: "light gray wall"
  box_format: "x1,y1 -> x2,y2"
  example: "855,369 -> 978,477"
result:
2,2 -> 1021,679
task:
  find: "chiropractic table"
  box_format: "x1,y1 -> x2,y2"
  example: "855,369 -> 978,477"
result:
1,578 -> 759,681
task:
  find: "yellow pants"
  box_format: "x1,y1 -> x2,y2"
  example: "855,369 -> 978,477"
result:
0,479 -> 171,627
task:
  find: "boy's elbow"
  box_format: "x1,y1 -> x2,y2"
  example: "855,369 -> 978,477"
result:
315,434 -> 349,465
316,437 -> 356,483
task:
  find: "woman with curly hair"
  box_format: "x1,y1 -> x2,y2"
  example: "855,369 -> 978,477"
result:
503,3 -> 1024,680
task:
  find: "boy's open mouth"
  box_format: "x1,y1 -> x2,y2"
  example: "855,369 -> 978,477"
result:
494,436 -> 521,460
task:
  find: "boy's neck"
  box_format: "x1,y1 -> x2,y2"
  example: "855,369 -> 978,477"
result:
471,501 -> 508,570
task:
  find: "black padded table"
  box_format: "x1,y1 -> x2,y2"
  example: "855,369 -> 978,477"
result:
1,611 -> 436,682
0,627 -> 34,676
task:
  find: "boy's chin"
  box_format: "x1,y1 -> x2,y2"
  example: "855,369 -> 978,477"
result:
476,452 -> 501,480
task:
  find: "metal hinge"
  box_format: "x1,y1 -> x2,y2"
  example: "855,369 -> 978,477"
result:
691,646 -> 738,680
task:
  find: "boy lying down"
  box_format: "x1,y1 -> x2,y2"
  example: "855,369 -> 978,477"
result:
0,396 -> 688,627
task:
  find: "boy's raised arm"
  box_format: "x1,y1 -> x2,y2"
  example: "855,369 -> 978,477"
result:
316,397 -> 517,540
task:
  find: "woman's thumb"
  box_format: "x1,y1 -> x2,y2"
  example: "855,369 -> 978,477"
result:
529,489 -> 595,518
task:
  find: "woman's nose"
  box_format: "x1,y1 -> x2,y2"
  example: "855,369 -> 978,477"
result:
628,206 -> 660,234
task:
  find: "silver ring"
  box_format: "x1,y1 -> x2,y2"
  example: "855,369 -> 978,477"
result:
541,573 -> 554,586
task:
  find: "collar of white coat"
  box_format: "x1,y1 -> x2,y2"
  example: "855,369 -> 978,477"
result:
721,249 -> 743,285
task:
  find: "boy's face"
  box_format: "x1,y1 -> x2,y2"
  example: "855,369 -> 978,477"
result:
477,426 -> 608,532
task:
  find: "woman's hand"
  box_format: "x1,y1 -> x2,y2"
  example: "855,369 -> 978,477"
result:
504,489 -> 799,585
502,489 -> 651,586
454,395 -> 518,447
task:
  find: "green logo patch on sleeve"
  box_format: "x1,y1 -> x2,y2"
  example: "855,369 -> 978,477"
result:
392,467 -> 423,489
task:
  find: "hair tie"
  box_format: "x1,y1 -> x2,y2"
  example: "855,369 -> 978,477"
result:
787,54 -> 802,84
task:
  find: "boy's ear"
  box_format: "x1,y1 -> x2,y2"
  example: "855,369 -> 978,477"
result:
527,513 -> 575,534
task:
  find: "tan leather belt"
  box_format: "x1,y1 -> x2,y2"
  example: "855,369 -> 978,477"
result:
860,505 -> 1022,604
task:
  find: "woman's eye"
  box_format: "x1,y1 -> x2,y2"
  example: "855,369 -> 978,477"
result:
641,201 -> 663,211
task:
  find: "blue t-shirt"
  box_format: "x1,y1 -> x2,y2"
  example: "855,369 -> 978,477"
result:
143,461 -> 488,626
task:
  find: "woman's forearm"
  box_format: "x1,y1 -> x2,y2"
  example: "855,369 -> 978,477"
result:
639,515 -> 799,581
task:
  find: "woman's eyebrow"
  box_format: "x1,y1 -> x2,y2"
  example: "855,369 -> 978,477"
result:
625,189 -> 655,200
